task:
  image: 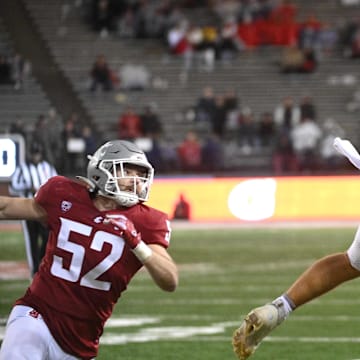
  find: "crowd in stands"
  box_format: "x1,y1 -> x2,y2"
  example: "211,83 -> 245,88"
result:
88,53 -> 152,92
171,87 -> 349,174
6,108 -> 99,176
2,87 -> 352,177
2,1 -> 359,177
78,0 -> 360,67
4,82 -> 351,177
80,0 -> 359,78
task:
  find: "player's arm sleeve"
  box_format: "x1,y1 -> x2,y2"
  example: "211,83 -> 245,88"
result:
141,211 -> 171,249
34,176 -> 59,209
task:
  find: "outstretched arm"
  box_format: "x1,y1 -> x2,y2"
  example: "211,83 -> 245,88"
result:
0,196 -> 46,221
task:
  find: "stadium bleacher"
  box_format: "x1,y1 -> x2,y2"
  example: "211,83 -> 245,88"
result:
1,0 -> 359,173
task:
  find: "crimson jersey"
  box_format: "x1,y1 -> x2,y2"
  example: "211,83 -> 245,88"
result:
16,176 -> 171,359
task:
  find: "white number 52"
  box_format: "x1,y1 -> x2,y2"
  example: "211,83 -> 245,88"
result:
50,217 -> 125,291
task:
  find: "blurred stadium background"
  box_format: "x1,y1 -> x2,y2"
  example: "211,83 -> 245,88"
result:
1,0 -> 360,359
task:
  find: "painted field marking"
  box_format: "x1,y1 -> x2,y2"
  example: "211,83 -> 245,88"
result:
3,314 -> 360,345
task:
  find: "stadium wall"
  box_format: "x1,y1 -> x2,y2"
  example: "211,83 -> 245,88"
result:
148,176 -> 360,223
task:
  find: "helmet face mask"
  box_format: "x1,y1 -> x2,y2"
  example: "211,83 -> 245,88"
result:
87,140 -> 154,207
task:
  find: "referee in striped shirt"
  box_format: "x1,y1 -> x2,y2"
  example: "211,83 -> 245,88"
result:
10,142 -> 57,277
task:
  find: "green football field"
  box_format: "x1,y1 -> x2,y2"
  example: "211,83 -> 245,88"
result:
1,225 -> 360,360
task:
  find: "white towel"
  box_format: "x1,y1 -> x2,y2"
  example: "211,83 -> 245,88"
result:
333,137 -> 360,170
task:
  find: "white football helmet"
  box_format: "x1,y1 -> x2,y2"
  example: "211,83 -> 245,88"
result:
84,140 -> 154,207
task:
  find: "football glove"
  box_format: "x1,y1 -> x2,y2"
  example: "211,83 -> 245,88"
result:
105,213 -> 141,249
105,213 -> 152,262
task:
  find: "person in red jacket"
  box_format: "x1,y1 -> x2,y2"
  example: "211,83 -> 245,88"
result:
177,130 -> 202,172
118,106 -> 143,140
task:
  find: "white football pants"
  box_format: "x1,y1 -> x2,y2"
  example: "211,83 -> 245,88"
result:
0,305 -> 81,360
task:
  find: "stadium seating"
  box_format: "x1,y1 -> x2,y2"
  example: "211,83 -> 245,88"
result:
1,0 -> 360,173
0,17 -> 53,135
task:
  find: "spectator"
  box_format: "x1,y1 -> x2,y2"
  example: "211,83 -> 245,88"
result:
172,193 -> 191,220
118,106 -> 143,140
257,111 -> 276,148
91,0 -> 115,37
177,130 -> 202,172
81,125 -> 98,165
144,137 -> 165,172
159,137 -> 180,172
11,53 -> 31,90
274,96 -> 301,133
195,86 -> 216,129
61,112 -> 84,175
186,24 -> 206,67
9,116 -> 28,142
237,106 -> 258,151
223,88 -> 239,112
46,107 -> 64,169
300,95 -> 317,121
339,16 -> 360,58
291,117 -> 323,172
89,54 -> 114,92
223,88 -> 240,134
298,13 -> 322,50
0,55 -> 13,84
167,20 -> 189,54
317,22 -> 338,57
201,25 -> 218,69
217,17 -> 244,62
320,118 -> 346,171
272,132 -> 299,174
32,114 -> 58,166
201,132 -> 224,172
140,103 -> 163,138
350,28 -> 360,58
212,95 -> 228,138
167,20 -> 193,70
279,44 -> 306,73
301,47 -> 317,73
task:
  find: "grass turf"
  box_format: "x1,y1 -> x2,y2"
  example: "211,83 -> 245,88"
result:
1,226 -> 360,359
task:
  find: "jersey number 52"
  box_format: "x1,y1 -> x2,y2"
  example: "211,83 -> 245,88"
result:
50,217 -> 125,291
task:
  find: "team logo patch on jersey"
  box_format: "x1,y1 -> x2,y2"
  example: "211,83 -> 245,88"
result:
61,200 -> 72,212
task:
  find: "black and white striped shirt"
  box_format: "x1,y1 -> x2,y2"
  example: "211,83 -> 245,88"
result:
10,161 -> 58,198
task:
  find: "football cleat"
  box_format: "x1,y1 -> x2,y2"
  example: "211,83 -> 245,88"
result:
232,302 -> 285,359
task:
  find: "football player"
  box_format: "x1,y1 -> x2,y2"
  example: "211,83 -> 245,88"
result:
232,251 -> 360,359
232,137 -> 360,359
0,140 -> 178,360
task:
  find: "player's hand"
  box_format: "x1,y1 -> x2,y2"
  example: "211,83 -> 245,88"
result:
105,213 -> 141,249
